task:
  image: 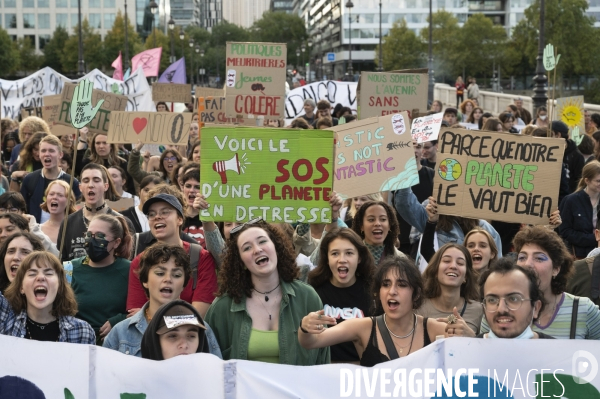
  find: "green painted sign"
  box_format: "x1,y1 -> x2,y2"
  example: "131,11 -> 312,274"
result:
200,126 -> 334,222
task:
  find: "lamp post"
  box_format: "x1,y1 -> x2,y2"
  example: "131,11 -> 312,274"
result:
179,30 -> 185,56
307,39 -> 313,83
149,1 -> 158,49
532,0 -> 548,113
378,0 -> 383,72
329,18 -> 336,79
296,48 -> 300,72
77,0 -> 84,76
427,0 -> 435,104
124,0 -> 129,71
346,0 -> 354,77
200,48 -> 205,86
189,38 -> 195,85
301,44 -> 306,77
168,16 -> 176,63
195,44 -> 200,86
315,29 -> 322,81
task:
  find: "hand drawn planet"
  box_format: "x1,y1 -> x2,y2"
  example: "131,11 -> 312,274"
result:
438,158 -> 462,181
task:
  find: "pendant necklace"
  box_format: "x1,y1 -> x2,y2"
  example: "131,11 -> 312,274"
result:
255,292 -> 278,320
253,283 -> 280,302
384,313 -> 418,355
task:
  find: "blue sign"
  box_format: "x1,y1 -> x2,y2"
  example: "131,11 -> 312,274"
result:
327,53 -> 335,62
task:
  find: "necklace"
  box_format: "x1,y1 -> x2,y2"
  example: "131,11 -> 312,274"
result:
85,202 -> 106,212
254,292 -> 278,320
383,313 -> 417,339
27,317 -> 56,330
253,283 -> 280,302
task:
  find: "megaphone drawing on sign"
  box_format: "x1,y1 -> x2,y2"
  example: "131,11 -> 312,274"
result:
213,153 -> 241,184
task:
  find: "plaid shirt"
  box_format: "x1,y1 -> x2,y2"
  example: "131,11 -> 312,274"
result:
0,293 -> 95,344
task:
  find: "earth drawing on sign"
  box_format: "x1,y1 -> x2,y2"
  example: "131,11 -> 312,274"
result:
438,158 -> 462,181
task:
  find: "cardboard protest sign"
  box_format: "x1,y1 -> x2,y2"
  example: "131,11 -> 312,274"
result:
41,95 -> 74,136
199,96 -> 256,126
459,122 -> 480,130
56,82 -> 128,134
332,112 -> 419,198
432,128 -> 565,224
556,96 -> 585,138
200,127 -> 334,223
107,111 -> 192,145
358,69 -> 428,119
411,112 -> 443,143
106,198 -> 135,212
152,83 -> 192,103
195,87 -> 224,100
20,107 -> 42,120
225,42 -> 287,119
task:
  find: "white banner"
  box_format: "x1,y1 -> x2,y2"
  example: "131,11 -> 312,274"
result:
285,81 -> 357,125
0,67 -> 153,120
1,334 -> 599,398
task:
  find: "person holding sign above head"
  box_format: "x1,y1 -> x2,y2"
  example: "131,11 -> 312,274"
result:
205,218 -> 330,365
57,163 -> 135,262
128,141 -> 183,185
126,192 -> 217,318
559,161 -> 600,259
20,135 -> 81,224
104,243 -> 222,358
0,252 -> 95,344
298,256 -> 448,367
480,226 -> 600,339
307,227 -> 375,363
477,257 -> 553,339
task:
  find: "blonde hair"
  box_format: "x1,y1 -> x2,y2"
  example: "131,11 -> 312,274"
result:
19,116 -> 51,143
40,134 -> 63,152
521,125 -> 537,136
348,193 -> 384,218
577,160 -> 600,191
40,180 -> 77,214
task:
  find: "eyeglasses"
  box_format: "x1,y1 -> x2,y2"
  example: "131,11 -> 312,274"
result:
482,294 -> 532,312
147,208 -> 175,220
164,156 -> 178,162
229,217 -> 265,236
0,208 -> 20,214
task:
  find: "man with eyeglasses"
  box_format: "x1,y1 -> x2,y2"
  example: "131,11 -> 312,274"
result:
126,191 -> 217,319
477,258 -> 554,339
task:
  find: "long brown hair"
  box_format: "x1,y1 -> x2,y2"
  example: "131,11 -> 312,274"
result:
422,243 -> 479,302
18,132 -> 47,171
217,221 -> 299,303
89,214 -> 133,259
159,148 -> 183,179
88,132 -> 126,166
577,160 -> 600,191
309,227 -> 375,289
352,201 -> 400,260
436,215 -> 478,235
0,232 -> 44,292
371,256 -> 423,315
4,252 -> 78,317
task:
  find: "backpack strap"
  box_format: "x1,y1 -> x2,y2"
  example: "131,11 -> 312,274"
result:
376,315 -> 399,360
189,243 -> 201,291
63,261 -> 73,285
133,233 -> 140,259
570,296 -> 580,339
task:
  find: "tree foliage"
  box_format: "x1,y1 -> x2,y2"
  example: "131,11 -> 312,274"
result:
61,19 -> 104,74
103,10 -> 144,70
250,12 -> 307,61
0,28 -> 19,75
419,11 -> 460,81
15,37 -> 43,74
380,19 -> 426,71
42,26 -> 69,71
455,14 -> 507,77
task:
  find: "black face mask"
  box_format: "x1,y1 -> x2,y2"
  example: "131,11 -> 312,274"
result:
84,237 -> 111,262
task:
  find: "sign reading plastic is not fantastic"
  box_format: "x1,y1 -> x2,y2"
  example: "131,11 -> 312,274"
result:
200,127 -> 334,223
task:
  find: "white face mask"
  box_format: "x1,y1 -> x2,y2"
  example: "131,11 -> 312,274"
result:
539,115 -> 548,121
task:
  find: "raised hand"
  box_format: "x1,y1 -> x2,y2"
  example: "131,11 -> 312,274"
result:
425,196 -> 439,223
543,43 -> 561,71
70,80 -> 104,129
571,126 -> 583,145
436,306 -> 476,338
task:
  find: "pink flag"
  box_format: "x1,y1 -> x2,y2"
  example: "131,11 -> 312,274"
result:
112,51 -> 123,81
131,47 -> 163,78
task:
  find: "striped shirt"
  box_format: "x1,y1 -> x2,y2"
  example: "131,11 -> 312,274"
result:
480,292 -> 600,339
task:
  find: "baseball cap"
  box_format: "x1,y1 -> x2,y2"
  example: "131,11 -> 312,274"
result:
142,193 -> 184,218
551,121 -> 569,138
444,107 -> 458,116
156,304 -> 206,335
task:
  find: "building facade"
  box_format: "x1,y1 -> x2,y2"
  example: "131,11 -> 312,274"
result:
221,0 -> 270,28
198,0 -> 222,30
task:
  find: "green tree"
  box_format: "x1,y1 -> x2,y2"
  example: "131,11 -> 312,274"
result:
209,21 -> 250,47
0,28 -> 19,75
455,14 -> 507,77
250,11 -> 307,61
15,36 -> 43,74
42,26 -> 69,72
503,19 -> 536,88
103,10 -> 144,70
144,28 -> 171,72
419,11 -> 460,82
61,19 -> 105,74
380,19 -> 426,71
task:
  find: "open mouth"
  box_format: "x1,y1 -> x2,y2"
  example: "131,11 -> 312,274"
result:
255,256 -> 269,266
337,266 -> 349,279
154,223 -> 166,232
159,287 -> 173,297
34,286 -> 48,300
10,264 -> 19,277
446,272 -> 459,278
387,299 -> 399,311
371,230 -> 384,240
471,254 -> 482,263
49,201 -> 59,211
87,191 -> 96,200
188,194 -> 196,203
43,158 -> 52,166
494,315 -> 514,326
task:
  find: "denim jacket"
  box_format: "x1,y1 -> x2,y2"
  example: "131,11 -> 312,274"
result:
103,302 -> 223,358
394,188 -> 503,253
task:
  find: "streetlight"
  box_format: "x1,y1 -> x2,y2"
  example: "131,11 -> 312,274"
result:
329,17 -> 336,79
301,44 -> 306,76
346,0 -> 354,78
532,0 -> 548,113
296,48 -> 300,72
307,39 -> 313,83
189,38 -> 195,85
195,44 -> 200,86
77,0 -> 84,76
200,48 -> 205,86
168,16 -> 176,63
124,0 -> 129,71
149,0 -> 158,49
427,0 -> 435,104
378,0 -> 383,72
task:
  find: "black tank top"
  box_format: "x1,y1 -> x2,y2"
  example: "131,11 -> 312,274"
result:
360,316 -> 432,367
